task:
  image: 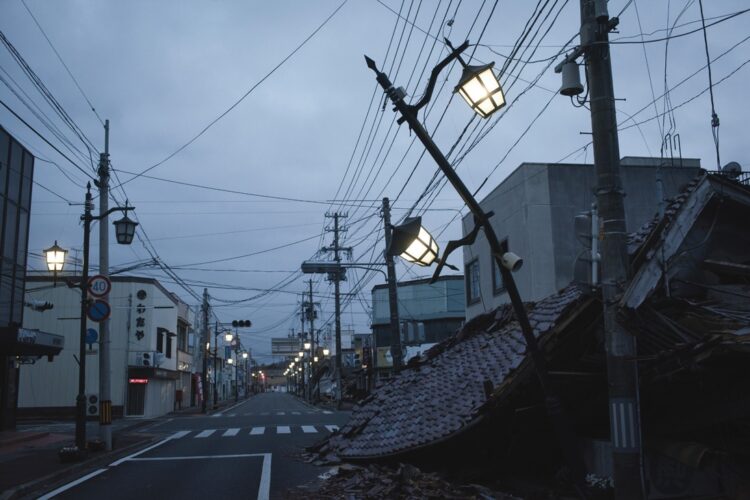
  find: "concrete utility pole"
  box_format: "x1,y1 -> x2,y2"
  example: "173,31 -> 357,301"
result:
322,212 -> 350,407
381,197 -> 403,372
581,0 -> 644,496
299,294 -> 306,399
201,288 -> 209,413
307,279 -> 315,400
98,119 -> 112,451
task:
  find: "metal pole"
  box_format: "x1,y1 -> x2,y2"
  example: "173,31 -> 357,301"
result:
366,56 -> 588,495
582,0 -> 644,496
201,289 -> 209,413
98,119 -> 112,450
333,214 -> 343,408
382,197 -> 403,372
76,185 -> 93,451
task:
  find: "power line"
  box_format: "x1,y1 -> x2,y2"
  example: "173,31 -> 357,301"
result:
116,0 -> 349,189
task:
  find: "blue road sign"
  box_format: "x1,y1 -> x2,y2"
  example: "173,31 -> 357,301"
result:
87,299 -> 111,322
86,328 -> 98,345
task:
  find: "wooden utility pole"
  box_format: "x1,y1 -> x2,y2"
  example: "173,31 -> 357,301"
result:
381,198 -> 403,372
581,0 -> 644,496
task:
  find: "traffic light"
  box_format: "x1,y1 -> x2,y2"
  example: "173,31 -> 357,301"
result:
232,320 -> 252,328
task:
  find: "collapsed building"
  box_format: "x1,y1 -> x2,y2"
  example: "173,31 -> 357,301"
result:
311,172 -> 750,498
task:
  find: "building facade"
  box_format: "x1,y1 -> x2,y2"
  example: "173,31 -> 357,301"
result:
19,276 -> 193,419
371,275 -> 465,374
461,157 -> 702,320
0,127 -> 63,430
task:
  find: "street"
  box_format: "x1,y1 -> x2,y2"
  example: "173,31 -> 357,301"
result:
37,393 -> 349,500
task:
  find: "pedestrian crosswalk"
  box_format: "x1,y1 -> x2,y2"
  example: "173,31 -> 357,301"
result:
170,425 -> 340,440
212,410 -> 327,418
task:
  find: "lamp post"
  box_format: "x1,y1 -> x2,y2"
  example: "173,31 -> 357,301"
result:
50,182 -> 137,455
365,42 -> 587,494
44,241 -> 67,286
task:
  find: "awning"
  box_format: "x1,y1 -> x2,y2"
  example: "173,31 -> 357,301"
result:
0,326 -> 65,358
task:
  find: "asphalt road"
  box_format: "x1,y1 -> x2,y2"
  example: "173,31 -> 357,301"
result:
37,392 -> 350,499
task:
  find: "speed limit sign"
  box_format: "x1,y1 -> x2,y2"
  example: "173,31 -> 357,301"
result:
88,275 -> 112,297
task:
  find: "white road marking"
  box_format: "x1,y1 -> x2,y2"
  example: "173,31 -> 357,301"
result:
128,453 -> 272,500
38,469 -> 107,499
195,429 -> 216,438
227,413 -> 237,417
277,426 -> 291,434
276,412 -> 285,416
325,425 -> 339,432
250,426 -> 265,435
211,413 -> 223,418
261,412 -> 269,415
291,411 -> 301,415
110,433 -> 180,466
244,412 -> 254,416
223,428 -> 240,437
301,426 -> 317,433
170,430 -> 190,439
323,410 -> 333,414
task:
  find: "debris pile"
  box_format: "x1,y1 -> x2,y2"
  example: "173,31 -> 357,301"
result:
286,463 -> 519,500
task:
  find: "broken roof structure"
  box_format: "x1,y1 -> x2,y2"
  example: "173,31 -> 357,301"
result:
314,171 -> 750,496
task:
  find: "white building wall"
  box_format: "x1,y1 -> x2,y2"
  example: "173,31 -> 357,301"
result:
19,277 -> 181,419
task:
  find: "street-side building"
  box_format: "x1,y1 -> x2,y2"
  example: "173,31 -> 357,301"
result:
371,275 -> 465,376
461,157 -> 702,320
19,275 -> 192,419
0,127 -> 64,430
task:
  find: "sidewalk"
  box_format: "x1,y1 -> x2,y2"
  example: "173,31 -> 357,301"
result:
0,419 -> 157,500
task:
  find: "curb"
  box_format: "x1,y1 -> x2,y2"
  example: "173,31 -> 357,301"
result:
1,434 -> 159,500
0,432 -> 50,448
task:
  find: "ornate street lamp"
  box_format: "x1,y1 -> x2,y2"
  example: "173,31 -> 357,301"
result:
224,332 -> 233,342
365,40 -> 586,492
388,217 -> 438,267
242,351 -> 249,359
62,183 -> 136,456
227,358 -> 233,365
44,241 -> 67,285
323,348 -> 330,356
303,341 -> 311,350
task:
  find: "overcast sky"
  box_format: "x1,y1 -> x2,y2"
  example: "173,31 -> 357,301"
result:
1,0 -> 748,362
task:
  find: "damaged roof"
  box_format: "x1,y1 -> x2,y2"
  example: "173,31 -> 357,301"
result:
319,284 -> 591,460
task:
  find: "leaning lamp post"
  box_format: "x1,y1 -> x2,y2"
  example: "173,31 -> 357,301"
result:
365,40 -> 587,494
57,182 -> 136,457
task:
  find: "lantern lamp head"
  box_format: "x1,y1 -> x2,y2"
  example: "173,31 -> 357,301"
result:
454,61 -> 506,118
388,217 -> 439,267
113,213 -> 138,245
44,241 -> 67,273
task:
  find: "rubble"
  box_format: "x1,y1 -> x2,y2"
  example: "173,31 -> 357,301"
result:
285,462 -> 520,500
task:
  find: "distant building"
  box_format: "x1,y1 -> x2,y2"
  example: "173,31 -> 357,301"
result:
461,157 -> 702,320
0,127 -> 63,430
19,276 -> 194,419
371,275 -> 465,375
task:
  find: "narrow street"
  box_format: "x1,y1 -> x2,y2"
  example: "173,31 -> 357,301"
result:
38,393 -> 349,500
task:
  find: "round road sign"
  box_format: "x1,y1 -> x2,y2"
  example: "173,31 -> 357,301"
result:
85,328 -> 99,345
88,275 -> 111,297
87,299 -> 111,322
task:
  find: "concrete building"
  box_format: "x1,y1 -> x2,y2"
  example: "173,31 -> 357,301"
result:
461,157 -> 701,320
0,127 -> 63,430
19,276 -> 193,419
371,275 -> 465,375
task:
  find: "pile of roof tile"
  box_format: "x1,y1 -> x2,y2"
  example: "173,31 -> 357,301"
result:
312,284 -> 590,461
285,463 -> 519,500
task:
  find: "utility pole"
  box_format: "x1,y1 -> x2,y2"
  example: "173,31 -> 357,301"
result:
97,119 -> 112,451
322,212 -> 351,407
299,294 -> 306,399
307,279 -> 315,401
381,197 -> 403,372
201,289 -> 209,413
581,0 -> 644,496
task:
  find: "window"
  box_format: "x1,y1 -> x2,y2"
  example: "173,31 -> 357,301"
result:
156,329 -> 164,353
166,335 -> 173,359
465,258 -> 480,305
